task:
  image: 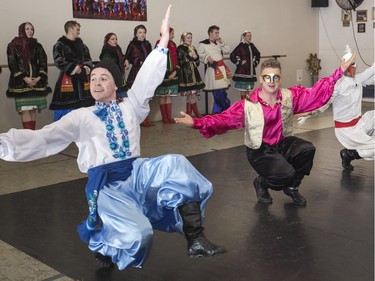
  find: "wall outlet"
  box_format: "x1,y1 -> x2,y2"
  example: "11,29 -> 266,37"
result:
297,69 -> 303,82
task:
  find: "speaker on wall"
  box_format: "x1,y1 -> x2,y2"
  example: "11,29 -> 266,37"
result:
312,0 -> 329,7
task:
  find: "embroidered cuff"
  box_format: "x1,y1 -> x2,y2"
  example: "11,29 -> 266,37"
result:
0,140 -> 8,158
155,45 -> 169,55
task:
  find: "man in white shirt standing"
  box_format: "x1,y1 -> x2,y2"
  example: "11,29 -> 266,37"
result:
198,25 -> 232,113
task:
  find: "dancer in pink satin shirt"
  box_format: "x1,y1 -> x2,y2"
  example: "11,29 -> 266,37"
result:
175,55 -> 355,206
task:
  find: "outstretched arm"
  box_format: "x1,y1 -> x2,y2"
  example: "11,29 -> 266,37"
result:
0,112 -> 79,161
175,101 -> 245,138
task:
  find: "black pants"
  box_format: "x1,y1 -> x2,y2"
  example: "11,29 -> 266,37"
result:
246,136 -> 316,190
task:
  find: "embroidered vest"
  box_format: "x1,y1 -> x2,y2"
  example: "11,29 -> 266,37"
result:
244,88 -> 294,149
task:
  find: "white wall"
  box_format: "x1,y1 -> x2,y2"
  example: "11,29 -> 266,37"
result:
318,0 -> 374,77
0,0 -> 321,131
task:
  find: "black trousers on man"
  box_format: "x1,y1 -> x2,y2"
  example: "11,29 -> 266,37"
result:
246,136 -> 316,191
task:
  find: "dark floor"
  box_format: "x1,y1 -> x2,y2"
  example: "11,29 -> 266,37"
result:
0,128 -> 373,281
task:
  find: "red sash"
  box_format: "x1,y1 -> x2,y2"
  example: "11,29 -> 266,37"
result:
334,116 -> 361,128
61,66 -> 90,93
214,60 -> 232,80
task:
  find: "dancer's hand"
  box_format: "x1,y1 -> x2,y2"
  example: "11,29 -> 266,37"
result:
340,52 -> 356,72
297,115 -> 311,126
174,111 -> 194,126
158,5 -> 172,48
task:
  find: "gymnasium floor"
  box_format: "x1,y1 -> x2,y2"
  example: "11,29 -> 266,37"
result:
0,102 -> 373,281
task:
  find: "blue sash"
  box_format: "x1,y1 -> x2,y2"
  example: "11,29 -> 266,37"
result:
77,157 -> 137,243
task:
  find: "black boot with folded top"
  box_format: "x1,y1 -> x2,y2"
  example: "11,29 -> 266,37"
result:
178,202 -> 227,257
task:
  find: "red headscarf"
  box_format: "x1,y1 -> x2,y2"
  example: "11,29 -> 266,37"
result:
101,32 -> 125,73
8,22 -> 37,69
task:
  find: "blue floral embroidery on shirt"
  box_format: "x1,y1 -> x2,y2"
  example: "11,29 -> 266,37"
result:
94,101 -> 131,160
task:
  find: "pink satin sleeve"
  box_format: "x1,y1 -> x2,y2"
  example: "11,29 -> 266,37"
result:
291,67 -> 343,114
193,100 -> 245,138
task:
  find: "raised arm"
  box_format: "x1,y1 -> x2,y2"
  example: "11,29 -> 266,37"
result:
125,5 -> 171,120
158,5 -> 171,48
340,52 -> 356,72
355,62 -> 375,86
292,53 -> 356,114
297,53 -> 358,125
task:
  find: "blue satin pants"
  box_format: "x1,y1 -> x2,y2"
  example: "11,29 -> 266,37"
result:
88,154 -> 213,270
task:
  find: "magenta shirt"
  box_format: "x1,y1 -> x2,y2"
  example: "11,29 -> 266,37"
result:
193,67 -> 343,146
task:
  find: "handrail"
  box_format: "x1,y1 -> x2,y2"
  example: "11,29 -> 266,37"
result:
260,55 -> 287,60
0,63 -> 56,68
0,56 -> 287,69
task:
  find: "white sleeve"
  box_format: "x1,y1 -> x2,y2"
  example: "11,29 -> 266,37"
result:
126,46 -> 168,122
0,111 -> 80,162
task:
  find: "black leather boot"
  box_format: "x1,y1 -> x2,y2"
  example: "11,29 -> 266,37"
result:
94,252 -> 115,268
340,149 -> 362,170
283,187 -> 307,206
253,176 -> 272,203
178,202 -> 227,258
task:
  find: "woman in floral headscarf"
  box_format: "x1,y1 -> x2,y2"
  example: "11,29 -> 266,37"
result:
6,22 -> 51,129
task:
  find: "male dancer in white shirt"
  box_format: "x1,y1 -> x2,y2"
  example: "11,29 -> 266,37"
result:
0,5 -> 226,270
334,48 -> 374,170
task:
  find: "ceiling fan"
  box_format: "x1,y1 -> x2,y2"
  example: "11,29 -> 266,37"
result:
335,0 -> 364,11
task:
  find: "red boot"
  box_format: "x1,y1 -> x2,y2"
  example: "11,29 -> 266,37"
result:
160,104 -> 169,123
141,119 -> 151,127
22,121 -> 35,130
191,102 -> 202,118
166,103 -> 175,123
146,116 -> 155,126
186,103 -> 192,116
141,116 -> 154,127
